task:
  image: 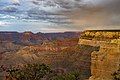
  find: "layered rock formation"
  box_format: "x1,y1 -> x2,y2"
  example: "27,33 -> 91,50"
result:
90,43 -> 120,80
0,31 -> 80,61
79,30 -> 120,80
0,31 -> 80,45
0,33 -> 98,80
1,44 -> 98,80
0,30 -> 120,80
0,32 -> 82,80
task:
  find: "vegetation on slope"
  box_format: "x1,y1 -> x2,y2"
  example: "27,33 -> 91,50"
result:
4,63 -> 81,80
112,66 -> 120,80
0,44 -> 100,80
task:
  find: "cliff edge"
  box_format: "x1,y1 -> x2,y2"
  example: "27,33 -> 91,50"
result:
79,30 -> 120,80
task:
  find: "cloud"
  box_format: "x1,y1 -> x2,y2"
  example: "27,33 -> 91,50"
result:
11,0 -> 20,4
0,0 -> 120,32
0,21 -> 10,27
62,0 -> 120,29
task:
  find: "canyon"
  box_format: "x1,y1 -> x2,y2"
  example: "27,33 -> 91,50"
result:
0,30 -> 120,80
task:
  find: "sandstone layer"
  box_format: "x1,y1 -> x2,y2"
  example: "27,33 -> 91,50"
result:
79,30 -> 120,80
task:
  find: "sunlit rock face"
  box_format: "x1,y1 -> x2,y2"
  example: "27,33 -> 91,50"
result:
90,43 -> 120,80
79,30 -> 120,80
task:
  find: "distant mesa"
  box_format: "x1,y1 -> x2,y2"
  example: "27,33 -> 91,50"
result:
0,31 -> 80,45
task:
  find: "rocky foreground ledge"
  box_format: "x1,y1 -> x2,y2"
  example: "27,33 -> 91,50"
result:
79,30 -> 120,80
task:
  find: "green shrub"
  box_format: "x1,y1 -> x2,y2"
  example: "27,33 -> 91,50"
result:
6,63 -> 51,80
112,68 -> 120,80
51,71 -> 80,80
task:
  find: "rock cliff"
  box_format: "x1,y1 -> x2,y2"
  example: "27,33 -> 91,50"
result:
89,43 -> 120,80
0,30 -> 120,80
79,30 -> 120,80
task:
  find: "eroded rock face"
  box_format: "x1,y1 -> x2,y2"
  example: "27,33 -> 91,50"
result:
79,41 -> 120,80
79,30 -> 120,80
90,43 -> 120,80
0,32 -> 80,45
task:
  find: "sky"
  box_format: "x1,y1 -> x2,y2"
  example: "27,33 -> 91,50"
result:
0,0 -> 119,33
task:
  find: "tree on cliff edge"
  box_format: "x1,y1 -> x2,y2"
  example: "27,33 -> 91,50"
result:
112,67 -> 120,80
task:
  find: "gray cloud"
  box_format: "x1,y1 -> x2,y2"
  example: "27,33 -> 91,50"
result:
93,0 -> 120,26
90,0 -> 120,14
62,0 -> 120,29
0,0 -> 120,32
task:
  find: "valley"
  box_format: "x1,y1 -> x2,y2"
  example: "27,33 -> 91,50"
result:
0,30 -> 119,80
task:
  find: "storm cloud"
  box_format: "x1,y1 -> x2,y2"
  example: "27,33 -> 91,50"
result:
66,0 -> 120,29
